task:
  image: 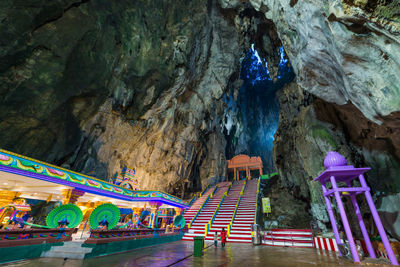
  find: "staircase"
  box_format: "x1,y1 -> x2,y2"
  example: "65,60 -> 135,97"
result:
204,180 -> 244,241
227,179 -> 258,243
182,182 -> 230,241
183,185 -> 215,225
41,240 -> 93,259
263,229 -> 314,248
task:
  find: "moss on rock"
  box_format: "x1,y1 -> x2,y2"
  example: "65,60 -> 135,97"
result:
311,125 -> 338,150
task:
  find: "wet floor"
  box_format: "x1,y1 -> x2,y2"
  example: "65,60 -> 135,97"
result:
4,241 -> 393,267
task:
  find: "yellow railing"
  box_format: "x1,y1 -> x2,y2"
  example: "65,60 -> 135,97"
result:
227,181 -> 246,236
188,185 -> 218,228
199,184 -> 210,197
254,178 -> 261,224
188,194 -> 197,206
251,178 -> 261,237
205,192 -> 226,237
205,183 -> 232,236
226,182 -> 232,194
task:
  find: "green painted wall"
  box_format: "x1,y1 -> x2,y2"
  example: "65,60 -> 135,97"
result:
0,242 -> 64,264
83,234 -> 184,258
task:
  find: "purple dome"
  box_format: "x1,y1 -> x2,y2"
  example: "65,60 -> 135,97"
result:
324,151 -> 347,169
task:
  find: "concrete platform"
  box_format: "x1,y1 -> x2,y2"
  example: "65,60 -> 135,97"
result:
4,241 -> 394,267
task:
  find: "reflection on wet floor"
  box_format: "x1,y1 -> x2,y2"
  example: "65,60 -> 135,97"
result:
3,241 -> 393,267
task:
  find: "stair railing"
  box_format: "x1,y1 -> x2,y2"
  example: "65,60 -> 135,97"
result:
254,178 -> 261,224
187,194 -> 197,207
226,182 -> 232,194
205,189 -> 228,237
227,180 -> 247,237
188,185 -> 218,228
252,179 -> 261,238
199,184 -> 210,197
204,183 -> 231,236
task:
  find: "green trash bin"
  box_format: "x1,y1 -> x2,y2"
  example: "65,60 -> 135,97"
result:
194,236 -> 204,257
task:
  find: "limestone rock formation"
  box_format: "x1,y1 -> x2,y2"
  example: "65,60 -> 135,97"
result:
241,0 -> 400,123
274,81 -> 400,236
1,0 -> 400,234
0,0 -> 239,197
260,175 -> 312,229
220,0 -> 400,236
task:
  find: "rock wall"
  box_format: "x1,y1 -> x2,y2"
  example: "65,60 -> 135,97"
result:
273,82 -> 356,231
243,0 -> 400,123
0,0 -> 240,197
274,81 -> 400,237
1,0 -> 400,235
260,175 -> 312,229
221,0 -> 400,236
71,0 -> 242,196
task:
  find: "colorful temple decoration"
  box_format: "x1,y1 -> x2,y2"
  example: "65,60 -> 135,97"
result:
157,208 -> 176,228
157,208 -> 176,217
0,198 -> 31,229
109,167 -> 139,191
0,149 -> 188,208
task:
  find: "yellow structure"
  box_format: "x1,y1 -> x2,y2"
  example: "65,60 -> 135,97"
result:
61,189 -> 85,204
0,191 -> 21,207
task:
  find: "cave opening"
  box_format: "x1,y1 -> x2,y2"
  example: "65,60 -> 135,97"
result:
224,42 -> 295,175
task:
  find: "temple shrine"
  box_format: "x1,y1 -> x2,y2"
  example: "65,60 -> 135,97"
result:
226,154 -> 263,181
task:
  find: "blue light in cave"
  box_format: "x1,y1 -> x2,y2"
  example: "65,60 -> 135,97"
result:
251,43 -> 263,64
233,43 -> 295,171
242,43 -> 271,85
241,44 -> 293,86
279,46 -> 288,65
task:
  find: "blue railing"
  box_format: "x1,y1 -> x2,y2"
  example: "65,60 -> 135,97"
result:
199,184 -> 210,197
188,185 -> 218,228
227,181 -> 246,236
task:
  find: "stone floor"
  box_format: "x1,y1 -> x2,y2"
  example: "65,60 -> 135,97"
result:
4,241 -> 393,267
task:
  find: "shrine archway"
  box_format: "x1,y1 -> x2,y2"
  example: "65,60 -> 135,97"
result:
226,154 -> 263,181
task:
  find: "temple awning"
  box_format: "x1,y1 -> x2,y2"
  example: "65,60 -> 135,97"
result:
0,149 -> 188,208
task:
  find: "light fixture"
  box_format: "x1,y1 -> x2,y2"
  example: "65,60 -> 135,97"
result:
3,182 -> 8,185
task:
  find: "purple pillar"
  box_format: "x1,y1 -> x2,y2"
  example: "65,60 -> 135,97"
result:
321,182 -> 343,254
330,176 -> 360,262
350,194 -> 376,258
315,151 -> 399,265
346,181 -> 376,258
359,174 -> 399,265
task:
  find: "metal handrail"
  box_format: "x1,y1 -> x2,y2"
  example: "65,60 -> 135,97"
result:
205,192 -> 226,237
188,185 -> 218,228
188,194 -> 197,206
251,178 -> 261,238
227,181 -> 246,237
226,182 -> 232,194
205,183 -> 231,236
254,178 -> 261,225
199,184 -> 210,197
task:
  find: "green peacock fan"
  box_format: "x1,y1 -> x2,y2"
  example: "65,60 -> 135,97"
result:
46,204 -> 83,228
173,215 -> 186,229
89,203 -> 120,230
